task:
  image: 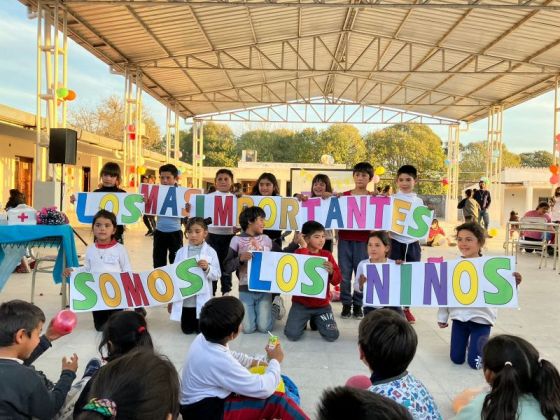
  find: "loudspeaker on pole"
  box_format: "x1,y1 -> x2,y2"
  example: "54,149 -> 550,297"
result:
48,128 -> 78,165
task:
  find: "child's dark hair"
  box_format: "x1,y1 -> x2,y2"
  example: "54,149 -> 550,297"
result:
455,221 -> 486,253
353,162 -> 374,180
358,309 -> 418,379
215,168 -> 234,182
100,162 -> 122,184
317,386 -> 413,420
367,231 -> 391,256
481,335 -> 560,420
199,297 -> 244,344
92,210 -> 118,241
98,311 -> 153,362
397,165 -> 418,179
301,220 -> 326,236
239,206 -> 266,231
382,185 -> 392,194
311,174 -> 333,196
186,217 -> 212,232
432,218 -> 439,226
536,201 -> 550,211
465,188 -> 473,197
0,300 -> 45,346
252,172 -> 280,196
78,349 -> 179,420
159,164 -> 179,178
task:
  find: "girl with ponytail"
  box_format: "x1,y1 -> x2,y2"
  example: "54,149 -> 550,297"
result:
455,334 -> 560,419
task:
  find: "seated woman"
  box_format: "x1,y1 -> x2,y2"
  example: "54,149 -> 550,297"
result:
427,219 -> 455,247
521,201 -> 552,253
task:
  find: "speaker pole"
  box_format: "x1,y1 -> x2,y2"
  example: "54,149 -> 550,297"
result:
60,163 -> 64,211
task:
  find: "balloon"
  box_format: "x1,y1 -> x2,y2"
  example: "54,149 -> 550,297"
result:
374,167 -> 385,176
556,133 -> 560,142
372,175 -> 380,183
138,166 -> 147,175
52,309 -> 77,334
444,159 -> 450,165
550,174 -> 559,185
64,90 -> 77,101
56,87 -> 69,99
488,228 -> 498,237
129,165 -> 136,174
550,165 -> 558,174
442,178 -> 449,186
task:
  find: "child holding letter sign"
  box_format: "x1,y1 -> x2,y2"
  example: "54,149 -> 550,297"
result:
284,221 -> 342,342
438,222 -> 522,370
64,209 -> 131,331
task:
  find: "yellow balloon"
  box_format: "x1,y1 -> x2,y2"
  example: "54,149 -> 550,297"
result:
375,167 -> 386,176
138,166 -> 147,175
488,228 -> 498,237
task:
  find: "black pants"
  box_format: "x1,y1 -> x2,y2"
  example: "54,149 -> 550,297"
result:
324,239 -> 333,253
181,307 -> 199,334
389,239 -> 421,262
143,215 -> 155,233
153,230 -> 183,268
92,309 -> 122,331
180,397 -> 225,420
207,233 -> 234,295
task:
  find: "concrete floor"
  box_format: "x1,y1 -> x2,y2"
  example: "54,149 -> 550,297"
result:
2,224 -> 559,419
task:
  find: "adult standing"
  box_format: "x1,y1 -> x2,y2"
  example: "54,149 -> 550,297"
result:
473,179 -> 492,235
549,186 -> 560,223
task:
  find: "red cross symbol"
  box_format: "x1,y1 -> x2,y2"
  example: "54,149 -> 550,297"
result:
17,213 -> 29,222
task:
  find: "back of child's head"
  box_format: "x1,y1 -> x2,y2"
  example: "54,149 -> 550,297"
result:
239,206 -> 266,231
78,349 -> 179,420
100,162 -> 122,184
358,309 -> 417,378
301,220 -> 326,236
215,168 -> 234,181
159,163 -> 179,178
199,296 -> 244,344
185,217 -> 212,232
482,335 -> 560,420
311,174 -> 333,196
455,221 -> 486,250
465,188 -> 473,197
353,162 -> 374,180
99,311 -> 153,362
509,211 -> 519,221
397,164 -> 417,179
317,386 -> 413,420
252,172 -> 279,195
0,300 -> 45,347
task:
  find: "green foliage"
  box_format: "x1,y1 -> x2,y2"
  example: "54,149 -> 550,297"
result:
519,150 -> 553,168
180,122 -> 237,167
317,124 -> 366,166
459,141 -> 521,185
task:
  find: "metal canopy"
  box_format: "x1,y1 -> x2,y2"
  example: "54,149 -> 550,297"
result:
23,0 -> 560,122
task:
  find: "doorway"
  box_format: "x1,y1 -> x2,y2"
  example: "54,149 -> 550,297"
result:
15,156 -> 33,205
82,167 -> 91,192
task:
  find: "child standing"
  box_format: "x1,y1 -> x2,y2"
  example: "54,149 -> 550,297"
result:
389,165 -> 423,324
356,231 -> 404,317
338,162 -> 374,319
284,221 -> 342,342
153,164 -> 183,269
207,169 -> 237,296
171,217 -> 220,334
64,209 -> 132,331
224,206 -> 274,333
359,309 -> 442,419
438,222 -> 522,370
0,300 -> 78,419
455,335 -> 560,420
251,172 -> 287,321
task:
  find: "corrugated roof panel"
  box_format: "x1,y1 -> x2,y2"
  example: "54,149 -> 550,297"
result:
192,6 -> 256,49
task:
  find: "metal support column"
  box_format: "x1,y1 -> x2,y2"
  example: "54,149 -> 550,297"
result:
553,77 -> 560,168
122,69 -> 143,189
192,119 -> 204,189
486,105 -> 504,224
446,124 -> 460,222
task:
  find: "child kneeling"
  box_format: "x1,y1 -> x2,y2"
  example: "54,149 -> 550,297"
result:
284,221 -> 342,342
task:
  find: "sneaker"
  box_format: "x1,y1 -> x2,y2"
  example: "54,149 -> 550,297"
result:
403,308 -> 416,324
341,305 -> 352,319
353,305 -> 364,319
82,357 -> 102,378
272,296 -> 286,320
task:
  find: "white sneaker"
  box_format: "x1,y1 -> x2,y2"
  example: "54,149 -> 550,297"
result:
272,296 -> 286,320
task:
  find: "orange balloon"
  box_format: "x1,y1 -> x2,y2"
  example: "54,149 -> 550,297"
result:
550,165 -> 558,174
64,90 -> 77,101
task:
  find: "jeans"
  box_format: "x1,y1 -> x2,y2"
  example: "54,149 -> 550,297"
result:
450,320 -> 491,369
239,291 -> 273,333
479,209 -> 490,230
338,239 -> 368,307
284,302 -> 339,342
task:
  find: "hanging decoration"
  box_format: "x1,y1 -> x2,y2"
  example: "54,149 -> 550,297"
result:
374,167 -> 385,176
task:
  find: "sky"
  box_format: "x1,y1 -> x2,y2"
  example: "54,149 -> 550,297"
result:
0,1 -> 557,155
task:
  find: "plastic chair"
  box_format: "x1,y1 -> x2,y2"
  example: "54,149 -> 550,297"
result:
514,217 -> 556,269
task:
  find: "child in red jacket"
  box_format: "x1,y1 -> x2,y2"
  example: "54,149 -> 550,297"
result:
284,221 -> 342,342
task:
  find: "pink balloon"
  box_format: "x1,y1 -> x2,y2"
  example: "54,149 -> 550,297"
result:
52,309 -> 77,334
372,175 -> 380,183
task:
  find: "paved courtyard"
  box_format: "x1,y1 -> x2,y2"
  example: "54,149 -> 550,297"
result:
2,223 -> 559,418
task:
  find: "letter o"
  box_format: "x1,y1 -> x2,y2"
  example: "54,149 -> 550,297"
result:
452,260 -> 478,305
276,255 -> 299,292
147,269 -> 175,302
99,194 -> 119,215
99,274 -> 122,308
259,197 -> 277,229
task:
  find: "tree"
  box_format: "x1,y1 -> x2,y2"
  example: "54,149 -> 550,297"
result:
459,141 -> 521,185
317,124 -> 366,166
180,122 -> 238,167
364,123 -> 446,194
68,95 -> 163,152
520,150 -> 553,168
